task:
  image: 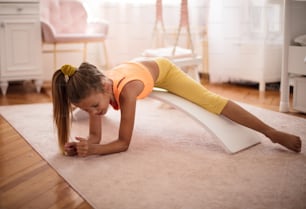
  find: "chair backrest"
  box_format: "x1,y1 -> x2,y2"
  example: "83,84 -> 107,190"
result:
40,0 -> 88,34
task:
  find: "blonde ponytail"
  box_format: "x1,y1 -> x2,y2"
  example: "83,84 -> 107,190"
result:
52,70 -> 72,153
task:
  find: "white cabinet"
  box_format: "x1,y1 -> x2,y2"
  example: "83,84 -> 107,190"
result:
280,0 -> 306,113
0,1 -> 42,95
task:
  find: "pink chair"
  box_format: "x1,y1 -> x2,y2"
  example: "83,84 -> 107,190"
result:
40,0 -> 109,69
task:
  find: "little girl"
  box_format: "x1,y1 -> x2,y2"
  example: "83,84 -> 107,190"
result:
52,57 -> 302,157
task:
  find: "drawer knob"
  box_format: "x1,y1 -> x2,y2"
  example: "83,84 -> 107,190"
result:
17,7 -> 23,12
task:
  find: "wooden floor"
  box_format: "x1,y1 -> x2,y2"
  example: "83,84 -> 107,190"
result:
0,79 -> 305,209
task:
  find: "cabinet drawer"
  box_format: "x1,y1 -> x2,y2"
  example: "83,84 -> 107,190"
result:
0,3 -> 39,15
288,46 -> 306,75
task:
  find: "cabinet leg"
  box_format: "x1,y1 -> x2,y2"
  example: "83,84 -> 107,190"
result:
0,81 -> 8,95
259,81 -> 265,92
34,79 -> 43,93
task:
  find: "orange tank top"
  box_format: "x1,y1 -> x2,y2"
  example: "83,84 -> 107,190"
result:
104,62 -> 154,110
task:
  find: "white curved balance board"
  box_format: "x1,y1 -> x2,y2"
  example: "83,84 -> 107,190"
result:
149,90 -> 262,154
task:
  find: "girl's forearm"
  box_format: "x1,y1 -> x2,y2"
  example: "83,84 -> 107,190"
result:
90,139 -> 130,155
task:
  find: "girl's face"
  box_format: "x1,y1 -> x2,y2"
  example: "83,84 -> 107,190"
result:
74,91 -> 111,116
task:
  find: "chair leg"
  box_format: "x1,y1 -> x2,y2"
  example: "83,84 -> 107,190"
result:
152,20 -> 159,47
172,26 -> 182,56
83,42 -> 88,61
101,41 -> 109,69
152,20 -> 167,48
186,25 -> 195,56
53,44 -> 57,70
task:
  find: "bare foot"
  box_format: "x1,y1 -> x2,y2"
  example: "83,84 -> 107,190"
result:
265,129 -> 302,153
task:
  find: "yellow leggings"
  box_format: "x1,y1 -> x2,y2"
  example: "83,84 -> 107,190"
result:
154,57 -> 228,115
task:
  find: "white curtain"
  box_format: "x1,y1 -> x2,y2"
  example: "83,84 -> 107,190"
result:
207,0 -> 284,83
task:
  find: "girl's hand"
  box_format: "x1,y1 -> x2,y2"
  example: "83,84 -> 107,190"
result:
75,137 -> 93,157
64,142 -> 77,156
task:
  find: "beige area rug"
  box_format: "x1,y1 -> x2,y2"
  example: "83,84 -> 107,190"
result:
1,99 -> 306,209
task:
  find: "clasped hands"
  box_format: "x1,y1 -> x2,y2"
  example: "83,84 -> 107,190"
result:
64,137 -> 93,157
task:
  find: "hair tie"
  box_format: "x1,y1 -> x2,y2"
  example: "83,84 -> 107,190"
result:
61,64 -> 77,82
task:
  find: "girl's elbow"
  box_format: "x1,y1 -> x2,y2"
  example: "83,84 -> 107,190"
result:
118,139 -> 131,152
118,135 -> 131,152
121,142 -> 130,152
